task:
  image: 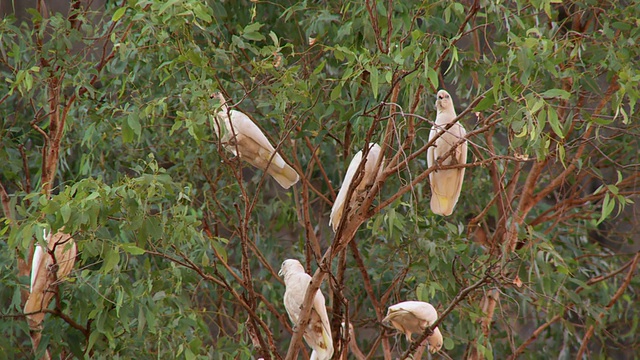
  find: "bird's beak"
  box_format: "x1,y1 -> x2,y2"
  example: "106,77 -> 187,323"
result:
278,268 -> 284,277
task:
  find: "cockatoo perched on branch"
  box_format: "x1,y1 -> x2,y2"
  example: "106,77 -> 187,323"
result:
24,229 -> 77,328
329,143 -> 384,232
427,89 -> 468,216
279,259 -> 333,360
212,93 -> 300,189
383,301 -> 444,354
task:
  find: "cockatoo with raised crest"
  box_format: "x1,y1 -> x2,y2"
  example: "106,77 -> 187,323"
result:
329,143 -> 384,232
427,89 -> 468,216
383,300 -> 444,354
24,229 -> 77,328
279,259 -> 333,360
212,93 -> 300,189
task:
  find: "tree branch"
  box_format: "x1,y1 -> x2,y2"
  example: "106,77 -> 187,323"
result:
575,251 -> 640,359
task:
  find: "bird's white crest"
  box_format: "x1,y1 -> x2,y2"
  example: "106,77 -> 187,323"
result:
427,90 -> 468,216
280,259 -> 334,360
213,93 -> 300,189
329,143 -> 384,232
24,229 -> 77,328
383,300 -> 443,353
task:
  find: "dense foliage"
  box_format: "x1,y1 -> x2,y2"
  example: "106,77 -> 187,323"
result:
1,0 -> 639,359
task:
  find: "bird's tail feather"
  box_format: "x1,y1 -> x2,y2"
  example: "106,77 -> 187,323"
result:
430,194 -> 453,216
309,327 -> 334,360
430,169 -> 463,215
267,163 -> 300,189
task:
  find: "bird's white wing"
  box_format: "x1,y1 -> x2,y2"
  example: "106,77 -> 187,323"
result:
427,125 -> 438,172
449,123 -> 467,208
384,301 -> 439,340
24,231 -> 77,329
306,289 -> 333,360
283,271 -> 310,324
228,111 -> 282,164
220,111 -> 299,188
29,245 -> 45,292
281,260 -> 333,360
428,122 -> 467,216
313,288 -> 333,347
399,301 -> 439,324
361,143 -> 383,187
329,143 -> 383,232
329,150 -> 363,232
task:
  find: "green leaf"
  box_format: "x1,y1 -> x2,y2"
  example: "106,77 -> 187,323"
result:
127,112 -> 142,139
369,66 -> 379,99
243,23 -> 265,41
112,7 -> 127,22
158,0 -> 181,15
121,243 -> 145,255
597,192 -> 615,225
541,89 -> 571,99
102,248 -> 120,273
444,337 -> 455,350
547,106 -> 564,138
243,31 -> 265,41
193,4 -> 212,23
60,203 -> 72,223
211,238 -> 227,263
474,95 -> 495,112
122,120 -> 133,143
330,84 -> 342,101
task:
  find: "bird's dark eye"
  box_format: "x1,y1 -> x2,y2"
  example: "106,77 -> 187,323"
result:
438,95 -> 443,99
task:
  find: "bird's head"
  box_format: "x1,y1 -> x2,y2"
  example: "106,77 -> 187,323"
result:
435,90 -> 453,113
278,259 -> 304,277
428,326 -> 444,353
210,92 -> 228,108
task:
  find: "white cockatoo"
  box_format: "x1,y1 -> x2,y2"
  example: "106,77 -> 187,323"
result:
279,259 -> 333,360
24,229 -> 77,328
383,301 -> 444,354
427,89 -> 468,216
329,143 -> 384,232
212,93 -> 300,189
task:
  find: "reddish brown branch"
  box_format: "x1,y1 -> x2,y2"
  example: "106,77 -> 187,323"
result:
349,240 -> 392,358
507,314 -> 562,360
364,0 -> 387,53
575,251 -> 640,359
0,181 -> 11,222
